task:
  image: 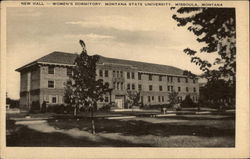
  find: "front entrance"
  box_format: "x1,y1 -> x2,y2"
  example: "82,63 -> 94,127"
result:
114,95 -> 125,109
115,99 -> 123,109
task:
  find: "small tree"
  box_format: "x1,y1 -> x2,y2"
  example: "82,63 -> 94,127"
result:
64,40 -> 110,134
168,91 -> 179,108
126,90 -> 141,108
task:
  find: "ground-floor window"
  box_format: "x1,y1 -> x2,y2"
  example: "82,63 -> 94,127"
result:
52,96 -> 57,103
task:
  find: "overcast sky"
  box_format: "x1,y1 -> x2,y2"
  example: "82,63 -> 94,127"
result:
6,7 -> 217,99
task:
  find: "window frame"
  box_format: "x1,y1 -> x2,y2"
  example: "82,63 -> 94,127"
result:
48,80 -> 55,88
48,66 -> 55,74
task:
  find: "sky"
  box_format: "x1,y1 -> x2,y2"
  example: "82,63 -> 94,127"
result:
6,7 -> 217,99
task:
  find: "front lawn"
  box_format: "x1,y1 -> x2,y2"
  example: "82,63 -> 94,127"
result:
7,115 -> 235,147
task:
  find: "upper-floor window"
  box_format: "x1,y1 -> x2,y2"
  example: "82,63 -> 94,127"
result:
117,71 -> 120,77
167,76 -> 173,82
113,71 -> 115,77
127,72 -> 130,79
105,70 -> 109,77
158,96 -> 161,102
48,81 -> 54,88
132,84 -> 135,90
149,75 -> 152,81
127,83 -> 130,90
186,87 -> 189,92
152,96 -> 154,101
178,87 -> 181,92
48,66 -> 54,74
159,85 -> 163,91
193,87 -> 196,92
117,82 -> 120,90
131,72 -> 135,79
162,96 -> 164,102
67,68 -> 72,76
178,77 -> 181,83
185,78 -> 188,83
149,85 -> 153,91
193,79 -> 196,84
121,82 -> 123,90
120,71 -> 123,77
138,73 -> 141,80
159,76 -> 162,81
138,84 -> 142,91
99,70 -> 103,77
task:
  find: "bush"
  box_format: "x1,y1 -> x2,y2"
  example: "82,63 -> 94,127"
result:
47,104 -> 67,114
181,95 -> 195,108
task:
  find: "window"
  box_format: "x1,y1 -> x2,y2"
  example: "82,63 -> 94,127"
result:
48,66 -> 54,74
105,70 -> 109,77
48,81 -> 54,88
149,75 -> 152,81
67,68 -> 72,76
132,84 -> 135,90
121,82 -> 123,90
149,85 -> 153,91
138,73 -> 141,80
178,77 -> 181,83
113,71 -> 115,77
127,83 -> 130,90
159,85 -> 163,91
120,71 -> 123,77
152,96 -> 154,101
105,97 -> 109,103
148,96 -> 151,102
185,78 -> 188,83
193,87 -> 196,92
158,96 -> 161,102
99,70 -> 103,77
52,96 -> 57,103
138,84 -> 142,91
193,79 -> 196,84
132,72 -> 135,79
171,86 -> 174,91
167,86 -> 170,91
117,82 -> 120,90
117,71 -> 119,77
186,87 -> 189,92
159,76 -> 162,81
167,76 -> 173,82
127,72 -> 130,79
178,87 -> 181,92
162,96 -> 164,102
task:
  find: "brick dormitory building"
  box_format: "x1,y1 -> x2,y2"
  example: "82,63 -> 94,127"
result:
16,51 -> 199,111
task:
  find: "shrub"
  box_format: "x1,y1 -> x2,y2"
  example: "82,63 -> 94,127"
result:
181,95 -> 195,108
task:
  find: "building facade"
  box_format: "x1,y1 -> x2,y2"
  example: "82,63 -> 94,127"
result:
16,51 -> 199,110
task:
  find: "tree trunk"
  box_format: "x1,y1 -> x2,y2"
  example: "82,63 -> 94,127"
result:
74,107 -> 77,116
91,107 -> 96,134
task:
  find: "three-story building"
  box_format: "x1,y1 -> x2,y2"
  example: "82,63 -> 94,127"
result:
16,51 -> 199,110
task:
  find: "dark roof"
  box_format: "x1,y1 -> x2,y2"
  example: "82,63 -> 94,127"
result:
16,51 -> 185,76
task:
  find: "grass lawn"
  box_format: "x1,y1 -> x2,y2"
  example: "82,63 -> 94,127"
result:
6,114 -> 235,147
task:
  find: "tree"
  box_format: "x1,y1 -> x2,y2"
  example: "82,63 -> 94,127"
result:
126,90 -> 141,108
168,91 -> 179,107
64,40 -> 110,134
172,8 -> 236,87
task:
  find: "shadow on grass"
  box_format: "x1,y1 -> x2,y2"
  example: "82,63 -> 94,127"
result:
47,118 -> 235,138
7,126 -> 151,147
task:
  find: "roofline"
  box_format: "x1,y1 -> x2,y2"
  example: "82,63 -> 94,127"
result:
16,62 -> 75,72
